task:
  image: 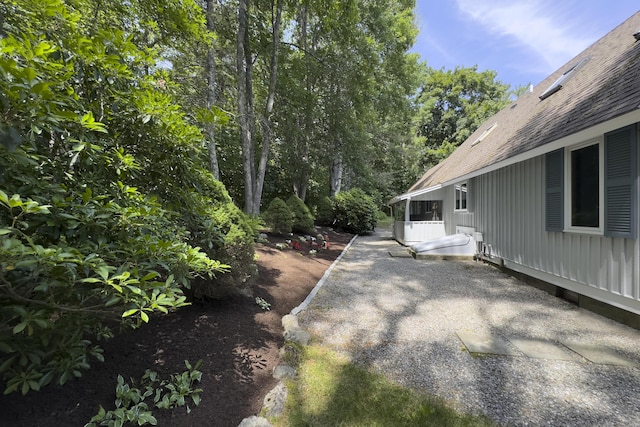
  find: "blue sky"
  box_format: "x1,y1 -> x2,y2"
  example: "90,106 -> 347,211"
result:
412,1 -> 639,89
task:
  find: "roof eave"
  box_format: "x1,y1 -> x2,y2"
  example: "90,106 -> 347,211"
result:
389,184 -> 443,204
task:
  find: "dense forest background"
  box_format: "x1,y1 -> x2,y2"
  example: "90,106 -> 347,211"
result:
0,0 -> 516,398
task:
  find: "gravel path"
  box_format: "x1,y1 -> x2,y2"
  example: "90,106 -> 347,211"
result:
297,228 -> 640,426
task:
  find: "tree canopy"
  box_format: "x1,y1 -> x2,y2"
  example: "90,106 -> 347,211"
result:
414,66 -> 510,169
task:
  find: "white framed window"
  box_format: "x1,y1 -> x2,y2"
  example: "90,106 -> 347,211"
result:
564,138 -> 604,234
545,124 -> 637,238
454,182 -> 468,211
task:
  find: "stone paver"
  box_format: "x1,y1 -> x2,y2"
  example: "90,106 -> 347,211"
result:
563,342 -> 640,368
509,338 -> 580,361
456,330 -> 520,356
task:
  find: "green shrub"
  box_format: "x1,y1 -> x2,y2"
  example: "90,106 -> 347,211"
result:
244,215 -> 266,238
286,195 -> 315,234
376,210 -> 394,228
264,197 -> 293,235
0,1 -> 253,395
175,174 -> 256,300
333,188 -> 377,234
314,196 -> 334,226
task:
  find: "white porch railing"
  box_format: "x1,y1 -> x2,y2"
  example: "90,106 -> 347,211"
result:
393,221 -> 446,245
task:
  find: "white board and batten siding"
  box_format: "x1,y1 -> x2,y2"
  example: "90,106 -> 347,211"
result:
457,155 -> 640,315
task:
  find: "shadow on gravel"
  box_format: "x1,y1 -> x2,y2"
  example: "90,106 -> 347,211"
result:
302,233 -> 640,426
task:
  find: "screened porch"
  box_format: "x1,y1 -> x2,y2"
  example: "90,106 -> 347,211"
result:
392,199 -> 445,245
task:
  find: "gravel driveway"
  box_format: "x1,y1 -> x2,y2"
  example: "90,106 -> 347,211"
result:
297,228 -> 640,426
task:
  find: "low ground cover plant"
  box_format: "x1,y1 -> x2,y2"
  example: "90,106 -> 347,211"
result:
84,360 -> 203,427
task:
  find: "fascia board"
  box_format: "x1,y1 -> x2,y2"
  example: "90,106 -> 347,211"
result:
389,184 -> 443,204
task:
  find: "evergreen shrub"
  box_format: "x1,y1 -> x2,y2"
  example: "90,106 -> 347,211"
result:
314,196 -> 334,226
286,195 -> 315,234
264,197 -> 293,234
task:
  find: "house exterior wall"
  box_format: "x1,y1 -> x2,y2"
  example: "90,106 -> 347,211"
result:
462,155 -> 640,315
442,182 -> 475,235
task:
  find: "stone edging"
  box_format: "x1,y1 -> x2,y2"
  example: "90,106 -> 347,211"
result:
237,235 -> 358,427
291,234 -> 358,315
236,313 -> 307,427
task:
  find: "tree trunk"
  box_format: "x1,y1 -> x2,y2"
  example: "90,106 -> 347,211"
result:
330,153 -> 343,197
244,13 -> 256,204
206,0 -> 220,180
293,131 -> 309,201
254,0 -> 282,213
291,2 -> 311,202
293,172 -> 308,201
236,0 -> 254,213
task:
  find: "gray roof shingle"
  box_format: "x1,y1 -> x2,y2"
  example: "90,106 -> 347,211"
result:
405,11 -> 640,196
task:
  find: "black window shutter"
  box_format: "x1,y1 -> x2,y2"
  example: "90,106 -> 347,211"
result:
605,124 -> 638,239
545,149 -> 564,232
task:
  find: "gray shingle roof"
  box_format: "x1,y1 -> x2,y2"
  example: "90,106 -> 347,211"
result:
405,11 -> 640,196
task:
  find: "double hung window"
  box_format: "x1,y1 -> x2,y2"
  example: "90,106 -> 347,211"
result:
567,141 -> 603,232
454,183 -> 467,211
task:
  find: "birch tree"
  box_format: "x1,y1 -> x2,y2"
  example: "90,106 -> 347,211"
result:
206,0 -> 221,179
236,0 -> 283,215
276,0 -> 419,201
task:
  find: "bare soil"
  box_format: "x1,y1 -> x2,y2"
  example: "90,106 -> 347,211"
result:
0,227 -> 353,427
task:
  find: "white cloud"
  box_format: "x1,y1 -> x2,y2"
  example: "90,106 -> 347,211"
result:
413,9 -> 456,63
422,34 -> 457,64
455,0 -> 596,72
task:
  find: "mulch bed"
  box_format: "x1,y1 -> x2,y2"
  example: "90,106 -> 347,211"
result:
0,227 -> 353,427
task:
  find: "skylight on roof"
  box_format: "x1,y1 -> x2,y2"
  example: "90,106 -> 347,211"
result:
472,122 -> 497,146
539,57 -> 589,100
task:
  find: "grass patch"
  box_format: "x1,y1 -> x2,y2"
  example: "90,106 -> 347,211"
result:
271,345 -> 497,427
376,214 -> 394,228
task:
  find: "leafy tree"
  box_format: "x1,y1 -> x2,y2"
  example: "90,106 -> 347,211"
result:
205,0 -> 221,179
414,66 -> 509,168
236,0 -> 284,215
0,0 -> 253,395
274,0 -> 420,202
163,0 -> 422,211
